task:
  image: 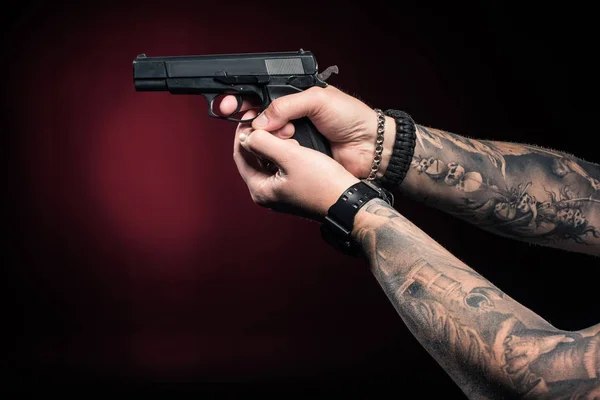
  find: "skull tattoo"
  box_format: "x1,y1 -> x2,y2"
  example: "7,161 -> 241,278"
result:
445,162 -> 465,186
457,171 -> 483,192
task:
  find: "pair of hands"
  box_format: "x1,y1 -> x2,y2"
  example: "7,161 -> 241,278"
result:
222,85 -> 392,220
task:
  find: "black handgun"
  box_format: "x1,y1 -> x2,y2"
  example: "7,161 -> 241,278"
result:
132,49 -> 339,156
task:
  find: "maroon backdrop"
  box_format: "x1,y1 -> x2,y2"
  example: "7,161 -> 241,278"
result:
5,1 -> 598,396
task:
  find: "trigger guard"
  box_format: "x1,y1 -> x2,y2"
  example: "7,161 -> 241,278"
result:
204,93 -> 220,118
233,94 -> 244,115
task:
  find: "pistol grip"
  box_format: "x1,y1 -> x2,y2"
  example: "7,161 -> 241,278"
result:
291,118 -> 332,157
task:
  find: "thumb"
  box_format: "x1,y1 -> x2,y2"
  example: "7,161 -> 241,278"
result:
252,87 -> 327,131
240,129 -> 300,171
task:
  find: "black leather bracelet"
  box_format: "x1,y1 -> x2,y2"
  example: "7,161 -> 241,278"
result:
376,109 -> 417,192
320,180 -> 393,257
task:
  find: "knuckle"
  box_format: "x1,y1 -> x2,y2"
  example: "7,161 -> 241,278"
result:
247,129 -> 264,144
308,86 -> 328,103
268,98 -> 287,119
252,128 -> 265,138
250,189 -> 274,208
306,88 -> 328,117
250,190 -> 266,206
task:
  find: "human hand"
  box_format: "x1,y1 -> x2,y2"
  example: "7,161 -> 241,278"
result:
233,109 -> 360,220
220,85 -> 395,179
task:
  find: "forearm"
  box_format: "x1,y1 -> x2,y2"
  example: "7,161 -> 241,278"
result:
380,123 -> 600,255
352,198 -> 600,399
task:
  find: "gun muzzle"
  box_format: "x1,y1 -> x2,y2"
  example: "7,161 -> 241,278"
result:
133,54 -> 169,91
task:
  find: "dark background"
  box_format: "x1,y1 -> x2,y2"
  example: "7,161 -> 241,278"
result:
4,1 -> 599,397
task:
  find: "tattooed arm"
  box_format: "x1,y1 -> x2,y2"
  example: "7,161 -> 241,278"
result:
353,198 -> 600,399
220,87 -> 600,254
230,97 -> 600,398
386,125 -> 600,256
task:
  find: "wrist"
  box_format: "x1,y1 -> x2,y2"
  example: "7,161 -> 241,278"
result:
351,197 -> 393,235
320,180 -> 393,257
351,198 -> 377,239
319,174 -> 360,217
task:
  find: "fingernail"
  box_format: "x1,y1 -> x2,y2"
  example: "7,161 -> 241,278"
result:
239,132 -> 247,142
254,113 -> 269,127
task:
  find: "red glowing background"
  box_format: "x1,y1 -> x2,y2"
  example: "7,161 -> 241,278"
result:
5,1 -> 598,395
